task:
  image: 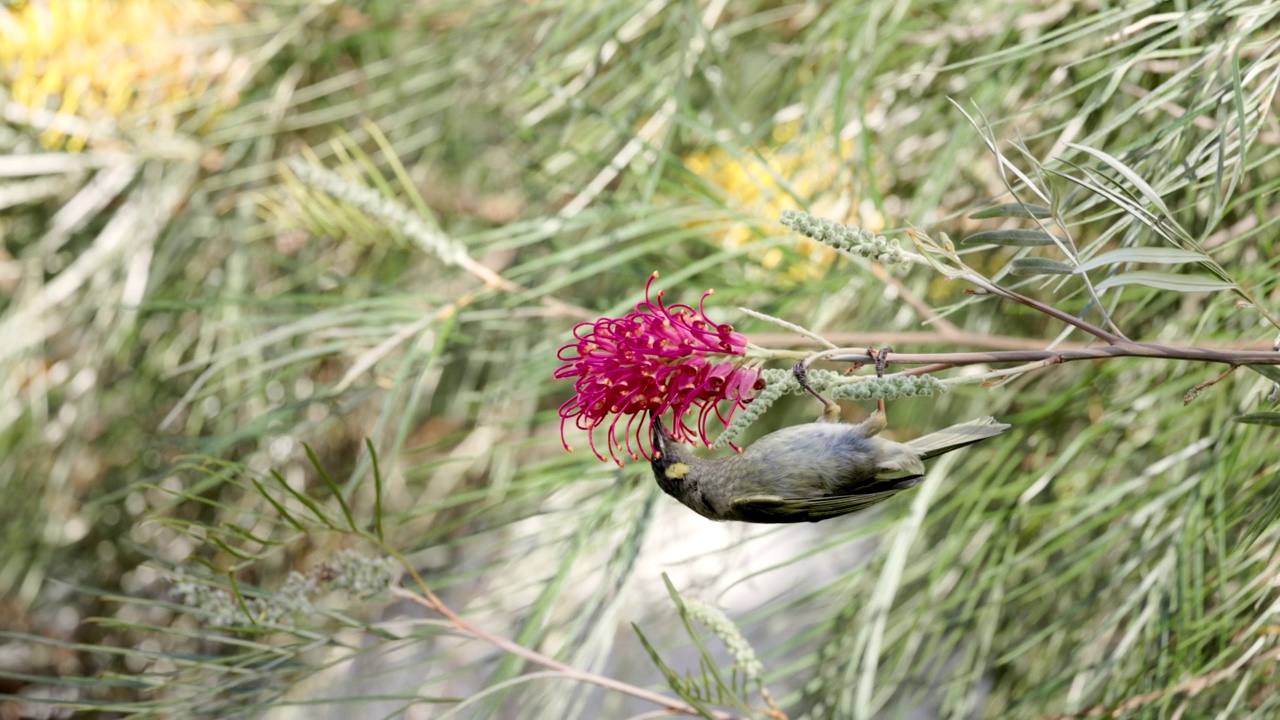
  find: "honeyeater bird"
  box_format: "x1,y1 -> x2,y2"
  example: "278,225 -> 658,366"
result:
648,399 -> 1010,523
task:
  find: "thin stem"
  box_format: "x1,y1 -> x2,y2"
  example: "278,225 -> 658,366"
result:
748,330 -> 1095,352
816,341 -> 1280,371
390,585 -> 739,720
964,355 -> 1067,385
963,273 -> 1127,344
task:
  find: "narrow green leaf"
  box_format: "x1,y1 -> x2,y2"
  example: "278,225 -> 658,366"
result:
1233,413 -> 1280,427
209,536 -> 262,561
661,575 -> 748,712
250,476 -> 308,532
631,623 -> 718,720
1094,271 -> 1235,294
1075,248 -> 1210,273
305,443 -> 357,533
1245,365 -> 1280,383
222,522 -> 282,547
366,438 -> 384,543
1067,142 -> 1172,216
226,574 -> 255,626
968,202 -> 1052,219
962,229 -> 1061,246
250,477 -> 307,532
270,469 -> 337,529
190,557 -> 226,574
1009,258 -> 1075,276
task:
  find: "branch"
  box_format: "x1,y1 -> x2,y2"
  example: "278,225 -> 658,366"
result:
963,275 -> 1127,344
747,330 -> 1093,353
903,226 -> 1127,345
390,585 -> 743,720
817,341 -> 1280,374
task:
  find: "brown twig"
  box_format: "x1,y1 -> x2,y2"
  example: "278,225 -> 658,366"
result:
748,330 -> 1091,353
963,277 -> 1127,344
390,584 -> 742,719
1183,365 -> 1239,405
819,341 -> 1280,372
906,226 -> 1129,344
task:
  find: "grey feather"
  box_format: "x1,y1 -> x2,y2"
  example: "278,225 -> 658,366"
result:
649,411 -> 1011,524
907,416 -> 1010,459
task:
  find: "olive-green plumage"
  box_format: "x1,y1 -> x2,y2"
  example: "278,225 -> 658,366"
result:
649,410 -> 1010,523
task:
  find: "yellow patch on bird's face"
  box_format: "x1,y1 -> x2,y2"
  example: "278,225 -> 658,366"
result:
665,462 -> 689,480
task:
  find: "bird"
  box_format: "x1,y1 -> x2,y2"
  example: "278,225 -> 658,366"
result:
648,401 -> 1010,524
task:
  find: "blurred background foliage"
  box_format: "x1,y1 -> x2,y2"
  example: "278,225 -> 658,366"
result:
2,0 -> 1279,717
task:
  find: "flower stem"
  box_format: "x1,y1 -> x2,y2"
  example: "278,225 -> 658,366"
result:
820,341 -> 1280,372
390,585 -> 743,719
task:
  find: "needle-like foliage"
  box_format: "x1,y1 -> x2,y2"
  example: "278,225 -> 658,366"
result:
3,2 -> 1280,719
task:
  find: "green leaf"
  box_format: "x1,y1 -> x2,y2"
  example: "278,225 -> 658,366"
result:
1067,142 -> 1172,216
1009,257 -> 1075,276
209,535 -> 263,561
1233,413 -> 1280,427
250,477 -> 307,532
969,202 -> 1053,219
270,469 -> 337,529
366,438 -> 385,543
961,229 -> 1061,246
305,442 -> 357,533
632,623 -> 719,720
1094,271 -> 1235,293
662,574 -> 748,711
1245,365 -> 1280,383
1074,248 -> 1210,273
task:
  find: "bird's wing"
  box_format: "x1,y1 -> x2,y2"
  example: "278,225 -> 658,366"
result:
728,477 -> 923,523
907,416 -> 1011,460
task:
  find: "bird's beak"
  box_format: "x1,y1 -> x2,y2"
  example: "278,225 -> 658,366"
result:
650,411 -> 670,458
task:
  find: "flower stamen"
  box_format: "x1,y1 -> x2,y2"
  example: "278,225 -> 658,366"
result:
555,272 -> 760,463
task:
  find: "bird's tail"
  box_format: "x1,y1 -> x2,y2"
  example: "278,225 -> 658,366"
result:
907,416 -> 1011,460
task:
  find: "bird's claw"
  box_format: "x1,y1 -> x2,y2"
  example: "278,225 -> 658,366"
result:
793,362 -> 840,422
867,346 -> 893,378
867,346 -> 893,415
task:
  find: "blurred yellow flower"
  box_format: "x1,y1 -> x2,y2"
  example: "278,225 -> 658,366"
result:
683,120 -> 884,283
0,0 -> 242,151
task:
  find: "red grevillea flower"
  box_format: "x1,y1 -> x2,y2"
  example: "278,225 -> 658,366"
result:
556,272 -> 762,464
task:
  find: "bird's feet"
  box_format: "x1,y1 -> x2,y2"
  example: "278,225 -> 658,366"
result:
793,362 -> 841,423
866,346 -> 893,415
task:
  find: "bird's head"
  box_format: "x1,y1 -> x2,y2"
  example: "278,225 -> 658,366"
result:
649,413 -> 696,490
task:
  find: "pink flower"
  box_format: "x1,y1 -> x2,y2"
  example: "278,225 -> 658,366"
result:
556,273 -> 762,464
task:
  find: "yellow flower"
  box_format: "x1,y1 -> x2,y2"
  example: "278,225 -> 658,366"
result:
682,120 -> 883,283
0,0 -> 242,151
